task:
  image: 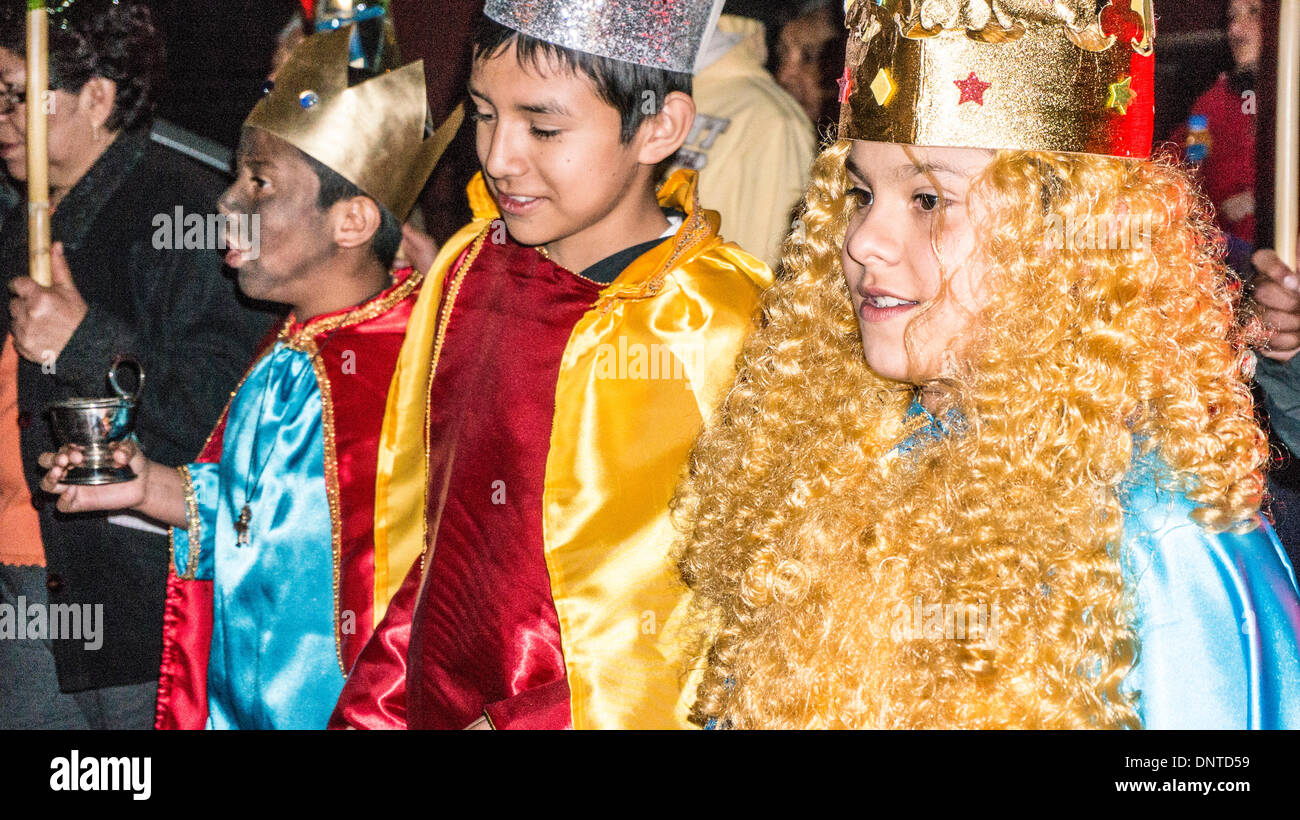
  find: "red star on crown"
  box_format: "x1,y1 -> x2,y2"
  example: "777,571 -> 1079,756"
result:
954,72 -> 991,106
837,66 -> 854,104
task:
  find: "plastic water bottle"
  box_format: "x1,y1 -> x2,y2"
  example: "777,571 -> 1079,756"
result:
1185,114 -> 1212,164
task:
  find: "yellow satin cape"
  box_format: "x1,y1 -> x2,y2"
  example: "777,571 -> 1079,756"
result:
372,169 -> 772,727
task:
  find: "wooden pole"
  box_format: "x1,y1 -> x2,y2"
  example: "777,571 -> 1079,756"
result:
1277,0 -> 1300,269
26,2 -> 51,287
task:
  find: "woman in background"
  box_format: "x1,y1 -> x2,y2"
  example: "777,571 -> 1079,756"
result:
0,0 -> 272,729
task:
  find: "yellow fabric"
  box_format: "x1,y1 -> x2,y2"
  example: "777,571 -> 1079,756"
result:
374,169 -> 772,727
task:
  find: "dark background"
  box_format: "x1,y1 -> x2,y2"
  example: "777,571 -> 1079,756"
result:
141,0 -> 1239,151
126,0 -> 1267,245
137,0 -> 300,151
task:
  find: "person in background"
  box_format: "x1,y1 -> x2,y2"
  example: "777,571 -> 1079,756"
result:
0,137 -> 46,728
775,0 -> 845,136
0,0 -> 275,729
674,6 -> 816,269
1170,0 -> 1260,246
1249,235 -> 1300,572
268,0 -> 308,81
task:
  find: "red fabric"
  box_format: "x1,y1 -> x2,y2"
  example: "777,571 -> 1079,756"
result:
1168,74 -> 1257,243
1108,51 -> 1155,159
330,553 -> 418,729
155,271 -> 419,729
154,409 -> 232,731
331,237 -> 598,730
310,277 -> 417,669
0,338 -> 44,567
484,679 -> 573,730
154,574 -> 214,730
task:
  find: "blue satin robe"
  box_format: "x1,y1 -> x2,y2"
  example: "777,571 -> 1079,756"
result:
904,400 -> 1300,728
171,342 -> 340,730
1119,467 -> 1300,728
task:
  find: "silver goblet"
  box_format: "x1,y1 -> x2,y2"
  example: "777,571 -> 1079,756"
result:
47,356 -> 145,486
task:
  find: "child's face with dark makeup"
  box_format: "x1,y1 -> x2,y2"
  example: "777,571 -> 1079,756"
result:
218,127 -> 337,307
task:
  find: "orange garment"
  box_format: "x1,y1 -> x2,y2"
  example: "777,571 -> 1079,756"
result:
0,336 -> 44,567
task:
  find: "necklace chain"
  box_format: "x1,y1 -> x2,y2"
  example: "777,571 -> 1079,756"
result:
234,332 -> 336,547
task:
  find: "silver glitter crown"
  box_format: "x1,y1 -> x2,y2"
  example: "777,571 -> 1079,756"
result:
484,0 -> 726,74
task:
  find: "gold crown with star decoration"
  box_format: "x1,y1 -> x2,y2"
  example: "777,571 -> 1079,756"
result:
244,23 -> 463,220
837,0 -> 1155,158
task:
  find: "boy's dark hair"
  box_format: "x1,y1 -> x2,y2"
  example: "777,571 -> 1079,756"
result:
0,0 -> 164,133
298,149 -> 403,270
472,16 -> 692,144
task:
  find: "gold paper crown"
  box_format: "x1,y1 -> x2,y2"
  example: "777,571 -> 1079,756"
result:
244,25 -> 463,219
838,0 -> 1156,158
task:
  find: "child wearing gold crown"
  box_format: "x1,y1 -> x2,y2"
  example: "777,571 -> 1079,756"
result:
329,0 -> 772,729
675,0 -> 1300,729
38,26 -> 460,729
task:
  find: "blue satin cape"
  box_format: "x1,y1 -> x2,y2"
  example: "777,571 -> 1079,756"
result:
171,341 -> 340,730
905,400 -> 1300,728
1119,466 -> 1300,728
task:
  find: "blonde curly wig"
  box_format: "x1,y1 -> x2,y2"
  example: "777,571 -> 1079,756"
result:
675,139 -> 1267,729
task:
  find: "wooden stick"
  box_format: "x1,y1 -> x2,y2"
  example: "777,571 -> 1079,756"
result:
26,2 -> 50,287
1276,1 -> 1300,269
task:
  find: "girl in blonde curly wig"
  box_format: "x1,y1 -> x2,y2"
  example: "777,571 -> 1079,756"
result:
675,135 -> 1300,729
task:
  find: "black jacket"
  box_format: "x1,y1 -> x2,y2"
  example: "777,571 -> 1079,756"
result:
0,180 -> 15,238
0,128 -> 279,692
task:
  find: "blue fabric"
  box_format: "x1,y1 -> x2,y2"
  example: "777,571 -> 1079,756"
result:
1118,455 -> 1300,729
170,342 -> 341,729
897,398 -> 953,456
899,397 -> 1300,728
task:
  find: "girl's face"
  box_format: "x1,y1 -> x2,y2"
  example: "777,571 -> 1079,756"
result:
841,140 -> 994,385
